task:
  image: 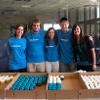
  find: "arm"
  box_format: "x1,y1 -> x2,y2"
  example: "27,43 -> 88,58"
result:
86,36 -> 96,70
90,48 -> 96,71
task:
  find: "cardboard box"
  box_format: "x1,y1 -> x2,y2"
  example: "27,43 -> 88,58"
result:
1,72 -> 100,99
47,73 -> 86,99
0,73 -> 19,99
5,73 -> 48,99
0,90 -> 5,99
79,72 -> 100,99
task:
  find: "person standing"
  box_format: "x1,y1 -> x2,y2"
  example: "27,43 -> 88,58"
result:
45,27 -> 59,72
25,18 -> 45,72
57,17 -> 76,72
72,24 -> 96,71
7,24 -> 27,72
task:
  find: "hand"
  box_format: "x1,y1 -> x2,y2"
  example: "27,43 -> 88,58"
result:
92,65 -> 96,71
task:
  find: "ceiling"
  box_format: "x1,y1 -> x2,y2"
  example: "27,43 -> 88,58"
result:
0,0 -> 100,23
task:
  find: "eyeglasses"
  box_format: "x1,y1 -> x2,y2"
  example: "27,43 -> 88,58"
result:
49,32 -> 55,34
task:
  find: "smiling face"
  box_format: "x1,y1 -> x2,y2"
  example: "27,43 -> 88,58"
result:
73,25 -> 81,37
31,22 -> 41,32
48,29 -> 55,39
16,25 -> 24,38
60,20 -> 69,32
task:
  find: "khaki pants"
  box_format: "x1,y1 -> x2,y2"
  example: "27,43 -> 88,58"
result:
45,61 -> 59,72
27,62 -> 45,72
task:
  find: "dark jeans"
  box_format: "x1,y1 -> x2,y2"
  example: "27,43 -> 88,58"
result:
59,62 -> 76,72
77,64 -> 94,72
10,68 -> 27,72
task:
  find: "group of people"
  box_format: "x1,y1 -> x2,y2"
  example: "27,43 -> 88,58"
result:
7,17 -> 96,73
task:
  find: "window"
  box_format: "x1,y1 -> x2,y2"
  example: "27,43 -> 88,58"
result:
91,24 -> 95,35
90,7 -> 95,19
43,24 -> 52,31
78,8 -> 84,21
53,24 -> 60,30
86,24 -> 90,35
43,23 -> 60,31
96,6 -> 100,18
86,7 -> 90,21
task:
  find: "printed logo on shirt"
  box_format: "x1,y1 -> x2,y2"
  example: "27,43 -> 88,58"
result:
61,39 -> 69,42
29,39 -> 39,42
11,45 -> 21,48
46,46 -> 55,48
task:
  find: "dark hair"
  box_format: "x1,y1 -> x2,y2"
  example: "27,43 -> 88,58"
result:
60,17 -> 68,23
72,24 -> 83,61
14,24 -> 25,38
45,27 -> 58,46
30,18 -> 41,29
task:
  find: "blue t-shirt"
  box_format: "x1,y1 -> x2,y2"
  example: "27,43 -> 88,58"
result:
45,40 -> 59,62
8,37 -> 26,70
57,29 -> 74,64
25,30 -> 45,63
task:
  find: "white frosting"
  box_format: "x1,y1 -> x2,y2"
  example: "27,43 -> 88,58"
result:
81,75 -> 100,89
0,75 -> 14,83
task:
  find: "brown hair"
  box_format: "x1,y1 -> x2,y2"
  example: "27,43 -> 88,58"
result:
45,27 -> 58,46
30,18 -> 41,29
72,24 -> 83,45
15,24 -> 25,38
72,24 -> 83,61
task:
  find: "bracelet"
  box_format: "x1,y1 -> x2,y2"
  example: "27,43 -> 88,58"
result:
92,64 -> 96,66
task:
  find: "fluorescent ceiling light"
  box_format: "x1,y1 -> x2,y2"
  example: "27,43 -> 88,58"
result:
90,0 -> 97,2
21,5 -> 31,8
